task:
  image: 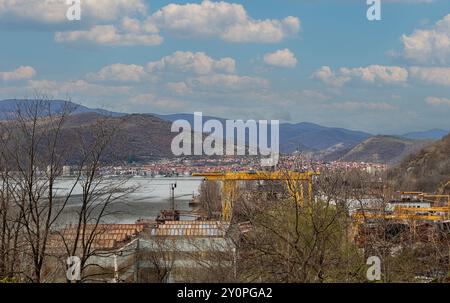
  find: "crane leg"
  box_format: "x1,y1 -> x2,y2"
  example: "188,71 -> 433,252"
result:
222,180 -> 236,221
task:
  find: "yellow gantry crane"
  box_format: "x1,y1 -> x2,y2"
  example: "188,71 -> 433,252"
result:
352,181 -> 450,226
192,171 -> 320,221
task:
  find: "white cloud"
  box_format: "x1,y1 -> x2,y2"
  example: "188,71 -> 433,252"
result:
401,14 -> 450,64
131,93 -> 186,110
325,101 -> 396,111
55,24 -> 163,46
86,64 -> 147,82
340,65 -> 408,84
148,0 -> 300,43
263,49 -> 298,68
12,1 -> 299,46
426,96 -> 450,106
311,66 -> 350,87
385,0 -> 434,2
312,65 -> 408,87
27,79 -> 131,97
147,51 -> 236,75
0,0 -> 147,24
0,66 -> 36,81
166,82 -> 190,95
185,74 -> 268,92
409,66 -> 450,86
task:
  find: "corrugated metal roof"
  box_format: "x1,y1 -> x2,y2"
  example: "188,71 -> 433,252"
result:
48,224 -> 144,251
150,220 -> 229,237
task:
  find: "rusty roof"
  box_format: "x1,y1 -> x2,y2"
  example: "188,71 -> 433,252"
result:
150,221 -> 229,237
48,224 -> 144,251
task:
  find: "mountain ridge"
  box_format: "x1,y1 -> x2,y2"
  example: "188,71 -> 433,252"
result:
0,99 -> 442,164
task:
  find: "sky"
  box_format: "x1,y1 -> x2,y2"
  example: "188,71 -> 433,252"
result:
0,0 -> 449,134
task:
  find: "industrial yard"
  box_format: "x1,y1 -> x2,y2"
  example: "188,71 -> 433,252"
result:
23,167 -> 448,283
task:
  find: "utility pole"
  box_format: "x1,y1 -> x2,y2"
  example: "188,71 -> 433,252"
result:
113,253 -> 119,283
113,238 -> 139,283
134,238 -> 140,283
170,182 -> 177,220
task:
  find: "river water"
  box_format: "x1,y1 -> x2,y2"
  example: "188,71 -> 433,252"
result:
55,176 -> 204,225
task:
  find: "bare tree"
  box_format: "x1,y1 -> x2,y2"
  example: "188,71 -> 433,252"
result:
198,181 -> 221,219
138,237 -> 176,283
51,114 -> 137,282
0,95 -> 79,282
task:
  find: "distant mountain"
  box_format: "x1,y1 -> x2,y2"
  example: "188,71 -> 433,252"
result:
4,100 -> 432,163
154,113 -> 227,125
401,129 -> 449,140
0,99 -> 123,120
154,113 -> 372,154
388,133 -> 450,193
7,112 -> 175,163
337,135 -> 431,165
279,123 -> 371,153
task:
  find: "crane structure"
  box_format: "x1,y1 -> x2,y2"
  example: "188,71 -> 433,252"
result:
353,208 -> 449,223
352,181 -> 450,226
192,171 -> 320,221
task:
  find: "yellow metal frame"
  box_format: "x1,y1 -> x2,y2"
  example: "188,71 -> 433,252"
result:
192,171 -> 319,221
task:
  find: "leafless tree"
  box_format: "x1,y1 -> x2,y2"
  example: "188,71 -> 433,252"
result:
0,95 -> 79,282
138,237 -> 176,283
51,114 -> 137,282
198,181 -> 221,219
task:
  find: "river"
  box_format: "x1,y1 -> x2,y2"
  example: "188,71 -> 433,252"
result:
54,176 -> 204,225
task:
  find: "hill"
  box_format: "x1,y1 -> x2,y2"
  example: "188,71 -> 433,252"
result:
0,111 -> 176,164
0,99 -> 123,120
155,113 -> 372,153
65,113 -> 175,162
388,133 -> 450,192
402,129 -> 449,140
3,100 -> 431,164
279,122 -> 371,153
337,135 -> 431,164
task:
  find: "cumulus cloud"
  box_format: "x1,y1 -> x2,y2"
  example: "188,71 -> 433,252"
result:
325,101 -> 396,111
311,66 -> 350,87
147,51 -> 236,75
10,0 -> 299,46
76,51 -> 266,97
263,49 -> 298,68
409,66 -> 450,86
401,14 -> 450,64
27,79 -> 132,99
86,64 -> 147,82
147,0 -> 300,43
385,0 -> 434,2
340,65 -> 408,84
426,96 -> 450,106
164,74 -> 269,94
131,93 -> 186,110
55,24 -> 163,46
312,65 -> 408,87
0,0 -> 147,24
166,82 -> 190,95
184,74 -> 268,92
0,66 -> 36,81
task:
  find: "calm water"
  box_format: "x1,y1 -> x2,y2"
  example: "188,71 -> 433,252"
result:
55,176 -> 204,225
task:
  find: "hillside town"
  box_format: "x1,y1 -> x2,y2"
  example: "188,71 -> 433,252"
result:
78,156 -> 388,178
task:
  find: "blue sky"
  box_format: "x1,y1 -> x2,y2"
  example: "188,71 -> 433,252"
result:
0,0 -> 449,134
